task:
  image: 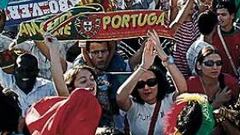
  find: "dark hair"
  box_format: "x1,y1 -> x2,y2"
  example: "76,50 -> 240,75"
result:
198,10 -> 218,35
195,47 -> 222,75
177,101 -> 203,135
195,47 -> 230,103
0,88 -> 21,133
86,41 -> 111,52
14,53 -> 39,70
131,66 -> 170,104
0,88 -> 31,135
216,0 -> 236,15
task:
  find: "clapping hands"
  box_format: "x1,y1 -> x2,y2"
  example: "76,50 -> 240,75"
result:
140,29 -> 169,69
146,30 -> 168,61
140,35 -> 157,70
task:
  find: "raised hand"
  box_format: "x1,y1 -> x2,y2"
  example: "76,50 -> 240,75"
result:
147,30 -> 168,61
140,39 -> 156,69
43,33 -> 69,96
43,33 -> 60,50
146,29 -> 187,94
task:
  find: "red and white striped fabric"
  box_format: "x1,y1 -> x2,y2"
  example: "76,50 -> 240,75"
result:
173,15 -> 200,78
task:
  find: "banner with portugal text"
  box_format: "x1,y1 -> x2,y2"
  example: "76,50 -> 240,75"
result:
16,7 -> 174,44
16,4 -> 104,44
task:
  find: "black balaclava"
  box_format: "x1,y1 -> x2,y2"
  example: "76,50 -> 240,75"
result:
14,54 -> 39,94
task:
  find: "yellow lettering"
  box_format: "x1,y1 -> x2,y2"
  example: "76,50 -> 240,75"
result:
39,23 -> 45,35
47,12 -> 72,31
58,27 -> 64,35
103,16 -> 111,30
138,13 -> 147,27
101,12 -> 165,29
25,23 -> 37,36
131,14 -> 138,27
51,19 -> 60,30
19,24 -> 29,36
112,15 -> 121,29
64,23 -> 71,35
147,13 -> 157,25
32,22 -> 45,35
156,12 -> 165,25
46,21 -> 54,31
51,22 -> 71,36
59,13 -> 70,24
19,22 -> 45,37
121,14 -> 130,28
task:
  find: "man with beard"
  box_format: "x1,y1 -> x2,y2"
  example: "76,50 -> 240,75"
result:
0,53 -> 56,116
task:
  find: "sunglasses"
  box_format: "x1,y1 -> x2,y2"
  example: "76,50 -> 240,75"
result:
203,60 -> 223,67
136,78 -> 157,89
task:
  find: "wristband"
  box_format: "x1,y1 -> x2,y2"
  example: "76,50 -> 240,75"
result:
139,66 -> 148,72
161,56 -> 168,62
162,56 -> 174,66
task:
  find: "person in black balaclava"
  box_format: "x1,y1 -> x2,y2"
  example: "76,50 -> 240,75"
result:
0,48 -> 56,118
14,53 -> 39,94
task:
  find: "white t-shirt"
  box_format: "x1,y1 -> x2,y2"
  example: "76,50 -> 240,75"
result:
126,93 -> 174,135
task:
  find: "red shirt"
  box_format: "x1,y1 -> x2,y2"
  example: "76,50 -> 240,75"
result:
212,29 -> 240,77
187,73 -> 239,100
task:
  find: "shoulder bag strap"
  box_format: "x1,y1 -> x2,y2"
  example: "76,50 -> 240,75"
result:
217,25 -> 238,76
148,101 -> 161,135
124,101 -> 161,135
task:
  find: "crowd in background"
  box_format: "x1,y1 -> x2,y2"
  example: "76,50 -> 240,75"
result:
0,0 -> 240,135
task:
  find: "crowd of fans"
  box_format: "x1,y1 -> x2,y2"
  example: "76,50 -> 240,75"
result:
0,0 -> 240,135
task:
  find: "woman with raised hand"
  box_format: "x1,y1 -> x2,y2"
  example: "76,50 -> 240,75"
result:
43,33 -> 98,96
116,30 -> 187,135
24,34 -> 102,135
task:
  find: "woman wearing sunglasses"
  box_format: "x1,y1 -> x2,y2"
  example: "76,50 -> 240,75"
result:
187,47 -> 240,134
116,30 -> 187,135
187,46 -> 239,109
